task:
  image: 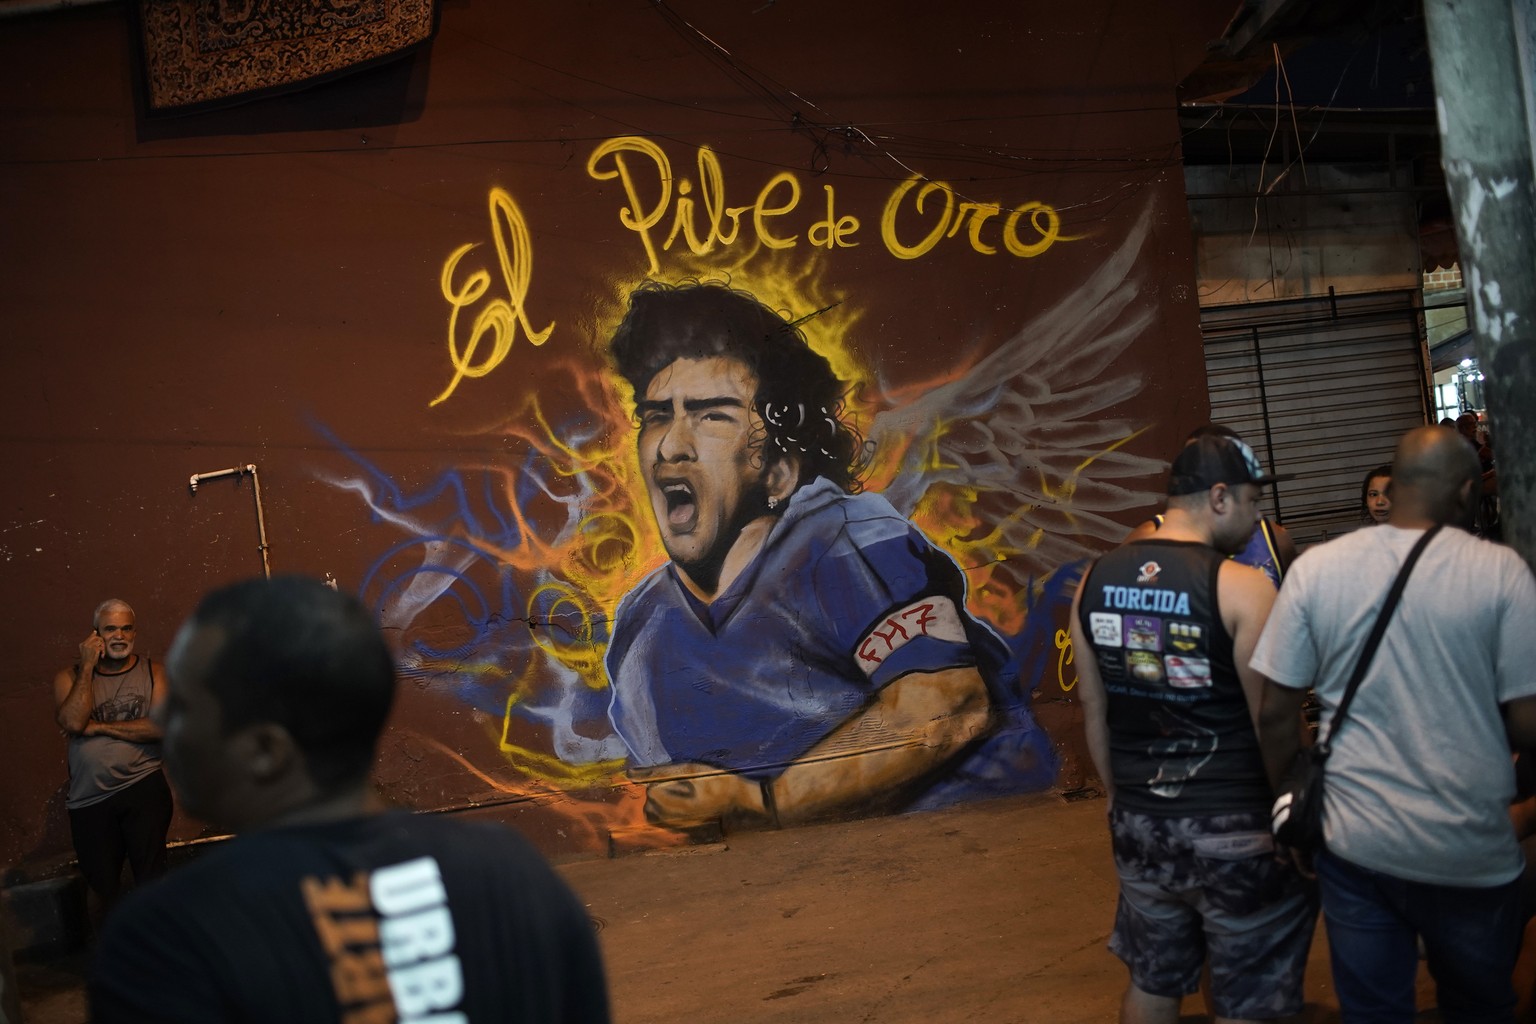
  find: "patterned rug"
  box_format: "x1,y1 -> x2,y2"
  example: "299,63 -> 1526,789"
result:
137,0 -> 436,112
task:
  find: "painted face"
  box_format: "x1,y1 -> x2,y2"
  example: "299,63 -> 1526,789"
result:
1214,482 -> 1262,556
96,608 -> 136,662
636,356 -> 769,588
160,623 -> 241,827
1365,475 -> 1392,524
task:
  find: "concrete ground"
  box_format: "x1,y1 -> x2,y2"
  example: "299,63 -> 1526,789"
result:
18,793 -> 1440,1023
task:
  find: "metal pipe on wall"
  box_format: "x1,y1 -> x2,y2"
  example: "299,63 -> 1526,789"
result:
188,464 -> 272,578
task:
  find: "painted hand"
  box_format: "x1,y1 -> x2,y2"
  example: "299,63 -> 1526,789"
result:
634,762 -> 769,828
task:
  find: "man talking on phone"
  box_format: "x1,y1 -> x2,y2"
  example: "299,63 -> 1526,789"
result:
52,599 -> 172,920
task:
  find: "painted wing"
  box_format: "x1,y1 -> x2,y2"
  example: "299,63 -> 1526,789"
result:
868,200 -> 1166,582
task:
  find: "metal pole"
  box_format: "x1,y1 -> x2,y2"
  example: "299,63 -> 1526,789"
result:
1251,324 -> 1284,523
1424,0 -> 1536,567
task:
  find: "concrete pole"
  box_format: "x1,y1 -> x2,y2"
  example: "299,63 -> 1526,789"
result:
1423,0 -> 1536,566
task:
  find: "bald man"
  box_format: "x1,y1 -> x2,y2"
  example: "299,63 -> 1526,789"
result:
1254,426 -> 1536,1022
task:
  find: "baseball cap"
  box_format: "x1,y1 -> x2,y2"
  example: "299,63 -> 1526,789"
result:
1167,435 -> 1291,496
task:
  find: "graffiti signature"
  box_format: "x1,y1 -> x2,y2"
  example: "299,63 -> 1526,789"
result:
431,188 -> 554,407
1055,628 -> 1078,692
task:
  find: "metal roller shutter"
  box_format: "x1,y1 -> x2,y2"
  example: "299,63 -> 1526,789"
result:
1201,289 -> 1432,550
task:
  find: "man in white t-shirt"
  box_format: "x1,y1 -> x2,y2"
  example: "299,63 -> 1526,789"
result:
1253,424 -> 1536,1021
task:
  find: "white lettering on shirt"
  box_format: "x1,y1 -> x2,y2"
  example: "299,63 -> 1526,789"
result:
1099,585 -> 1191,616
371,857 -> 467,1023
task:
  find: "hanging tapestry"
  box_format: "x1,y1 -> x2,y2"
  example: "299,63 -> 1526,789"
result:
137,0 -> 435,112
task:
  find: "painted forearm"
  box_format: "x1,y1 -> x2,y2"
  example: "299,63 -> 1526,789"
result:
767,666 -> 992,826
636,668 -> 991,829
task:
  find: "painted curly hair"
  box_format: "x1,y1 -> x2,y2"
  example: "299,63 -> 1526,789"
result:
609,280 -> 867,492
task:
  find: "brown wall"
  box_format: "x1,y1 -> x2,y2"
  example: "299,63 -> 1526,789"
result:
0,0 -> 1229,873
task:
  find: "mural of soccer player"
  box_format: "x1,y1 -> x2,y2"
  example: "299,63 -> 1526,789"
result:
604,280 -> 1058,828
320,199 -> 1170,828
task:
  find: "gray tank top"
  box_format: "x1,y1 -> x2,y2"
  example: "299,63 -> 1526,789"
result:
65,656 -> 162,809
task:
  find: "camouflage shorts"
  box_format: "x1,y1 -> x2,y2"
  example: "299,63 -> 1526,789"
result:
1107,805 -> 1318,1018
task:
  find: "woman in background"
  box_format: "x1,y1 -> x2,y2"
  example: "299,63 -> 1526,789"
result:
1360,464 -> 1392,525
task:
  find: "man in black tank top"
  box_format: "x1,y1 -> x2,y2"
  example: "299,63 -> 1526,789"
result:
1069,435 -> 1317,1023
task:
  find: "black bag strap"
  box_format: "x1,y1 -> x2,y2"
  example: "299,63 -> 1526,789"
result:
1316,525 -> 1443,756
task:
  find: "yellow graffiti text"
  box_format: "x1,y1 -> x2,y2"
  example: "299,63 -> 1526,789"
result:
433,141 -> 1076,403
807,184 -> 860,250
586,137 -> 1071,269
1055,628 -> 1077,692
881,176 -> 1072,261
587,138 -> 831,275
430,188 -> 554,407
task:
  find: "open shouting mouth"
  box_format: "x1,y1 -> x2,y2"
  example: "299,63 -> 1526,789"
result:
660,480 -> 698,531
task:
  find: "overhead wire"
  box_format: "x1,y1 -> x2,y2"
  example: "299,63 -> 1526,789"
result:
3,0 -> 1284,225
639,0 -> 1192,213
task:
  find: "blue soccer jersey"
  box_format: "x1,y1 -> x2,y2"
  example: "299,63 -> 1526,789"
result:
605,478 -> 1056,805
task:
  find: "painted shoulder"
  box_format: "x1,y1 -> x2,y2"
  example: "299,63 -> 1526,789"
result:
610,563 -> 680,629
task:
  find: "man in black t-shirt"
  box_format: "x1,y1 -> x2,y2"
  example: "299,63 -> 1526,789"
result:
1069,435 -> 1316,1022
88,576 -> 610,1024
